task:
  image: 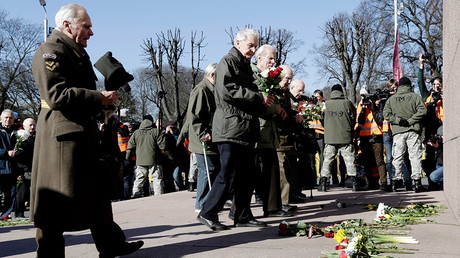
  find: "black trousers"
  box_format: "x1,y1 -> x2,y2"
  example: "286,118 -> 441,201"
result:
199,142 -> 256,224
36,221 -> 126,257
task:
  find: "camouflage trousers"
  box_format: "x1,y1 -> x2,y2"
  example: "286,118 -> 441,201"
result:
392,131 -> 423,180
320,144 -> 356,177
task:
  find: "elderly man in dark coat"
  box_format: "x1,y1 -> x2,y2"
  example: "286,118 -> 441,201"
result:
197,28 -> 274,231
31,4 -> 142,257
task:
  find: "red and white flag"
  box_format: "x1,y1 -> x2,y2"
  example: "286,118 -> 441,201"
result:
392,26 -> 403,80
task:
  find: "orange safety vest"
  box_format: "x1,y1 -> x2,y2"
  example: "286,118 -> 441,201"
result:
355,101 -> 383,136
308,119 -> 324,135
425,95 -> 443,122
117,124 -> 129,152
382,119 -> 391,133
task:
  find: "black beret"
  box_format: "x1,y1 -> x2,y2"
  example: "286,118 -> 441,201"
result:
94,51 -> 134,91
398,77 -> 412,86
331,84 -> 343,92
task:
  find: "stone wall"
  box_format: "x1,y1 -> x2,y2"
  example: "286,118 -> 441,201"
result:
443,0 -> 460,220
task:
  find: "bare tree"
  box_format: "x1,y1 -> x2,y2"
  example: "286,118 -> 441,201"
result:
359,1 -> 394,87
369,0 -> 443,77
190,30 -> 206,90
142,37 -> 169,126
0,13 -> 41,112
319,12 -> 368,103
128,68 -> 156,121
226,26 -> 305,75
142,29 -> 202,127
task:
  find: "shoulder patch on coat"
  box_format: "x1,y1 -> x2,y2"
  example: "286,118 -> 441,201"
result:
45,61 -> 57,71
42,53 -> 57,59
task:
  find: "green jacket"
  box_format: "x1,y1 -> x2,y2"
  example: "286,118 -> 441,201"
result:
186,77 -> 218,155
418,68 -> 430,102
212,47 -> 265,146
251,63 -> 279,149
323,90 -> 356,144
126,119 -> 171,166
383,84 -> 427,136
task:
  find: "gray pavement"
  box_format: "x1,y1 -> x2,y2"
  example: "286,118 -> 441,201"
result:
1,186 -> 459,258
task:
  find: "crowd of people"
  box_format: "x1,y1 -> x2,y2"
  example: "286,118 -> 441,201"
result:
0,3 -> 444,255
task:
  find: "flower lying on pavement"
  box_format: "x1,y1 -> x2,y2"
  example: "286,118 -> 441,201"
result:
281,203 -> 446,257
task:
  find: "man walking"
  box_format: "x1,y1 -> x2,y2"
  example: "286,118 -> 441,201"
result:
197,28 -> 274,231
185,63 -> 219,212
31,4 -> 143,256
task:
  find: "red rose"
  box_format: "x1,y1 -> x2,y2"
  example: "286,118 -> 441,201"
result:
268,67 -> 283,79
336,244 -> 346,250
339,250 -> 348,258
324,232 -> 334,238
342,239 -> 349,244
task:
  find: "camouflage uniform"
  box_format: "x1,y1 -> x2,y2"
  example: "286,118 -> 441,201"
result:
383,81 -> 427,181
320,88 -> 357,179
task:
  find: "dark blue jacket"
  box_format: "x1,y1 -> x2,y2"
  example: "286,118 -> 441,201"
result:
0,126 -> 16,175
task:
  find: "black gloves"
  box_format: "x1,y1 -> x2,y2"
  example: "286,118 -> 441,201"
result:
399,118 -> 409,127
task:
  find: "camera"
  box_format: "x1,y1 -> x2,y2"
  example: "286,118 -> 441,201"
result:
428,134 -> 442,145
421,53 -> 432,60
299,95 -> 318,104
361,88 -> 394,106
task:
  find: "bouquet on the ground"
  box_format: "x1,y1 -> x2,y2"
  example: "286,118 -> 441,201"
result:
15,129 -> 30,151
298,101 -> 325,128
277,203 -> 446,257
254,66 -> 285,103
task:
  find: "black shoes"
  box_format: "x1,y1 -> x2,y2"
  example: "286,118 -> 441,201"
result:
379,184 -> 392,192
405,180 -> 413,191
99,240 -> 144,258
391,179 -> 403,192
414,179 -> 425,193
318,177 -> 328,192
197,215 -> 228,231
235,219 -> 267,227
282,204 -> 297,212
263,210 -> 294,217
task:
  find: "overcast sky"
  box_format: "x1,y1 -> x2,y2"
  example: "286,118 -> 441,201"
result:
1,0 -> 363,93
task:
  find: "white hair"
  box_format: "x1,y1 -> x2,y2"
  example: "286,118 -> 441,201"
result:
255,44 -> 274,59
205,63 -> 218,76
55,4 -> 87,31
23,118 -> 36,126
233,28 -> 258,46
1,109 -> 13,118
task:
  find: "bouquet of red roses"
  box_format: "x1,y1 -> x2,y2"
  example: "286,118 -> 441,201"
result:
298,101 -> 325,128
254,66 -> 285,103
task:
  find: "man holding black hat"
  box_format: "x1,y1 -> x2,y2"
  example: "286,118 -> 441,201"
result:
383,77 -> 427,192
31,4 -> 143,257
318,84 -> 357,192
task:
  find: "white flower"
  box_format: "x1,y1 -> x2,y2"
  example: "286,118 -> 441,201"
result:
279,69 -> 286,80
260,69 -> 270,78
346,234 -> 360,256
17,129 -> 30,141
376,203 -> 387,219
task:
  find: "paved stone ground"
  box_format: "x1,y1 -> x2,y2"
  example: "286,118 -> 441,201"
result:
0,185 -> 459,258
